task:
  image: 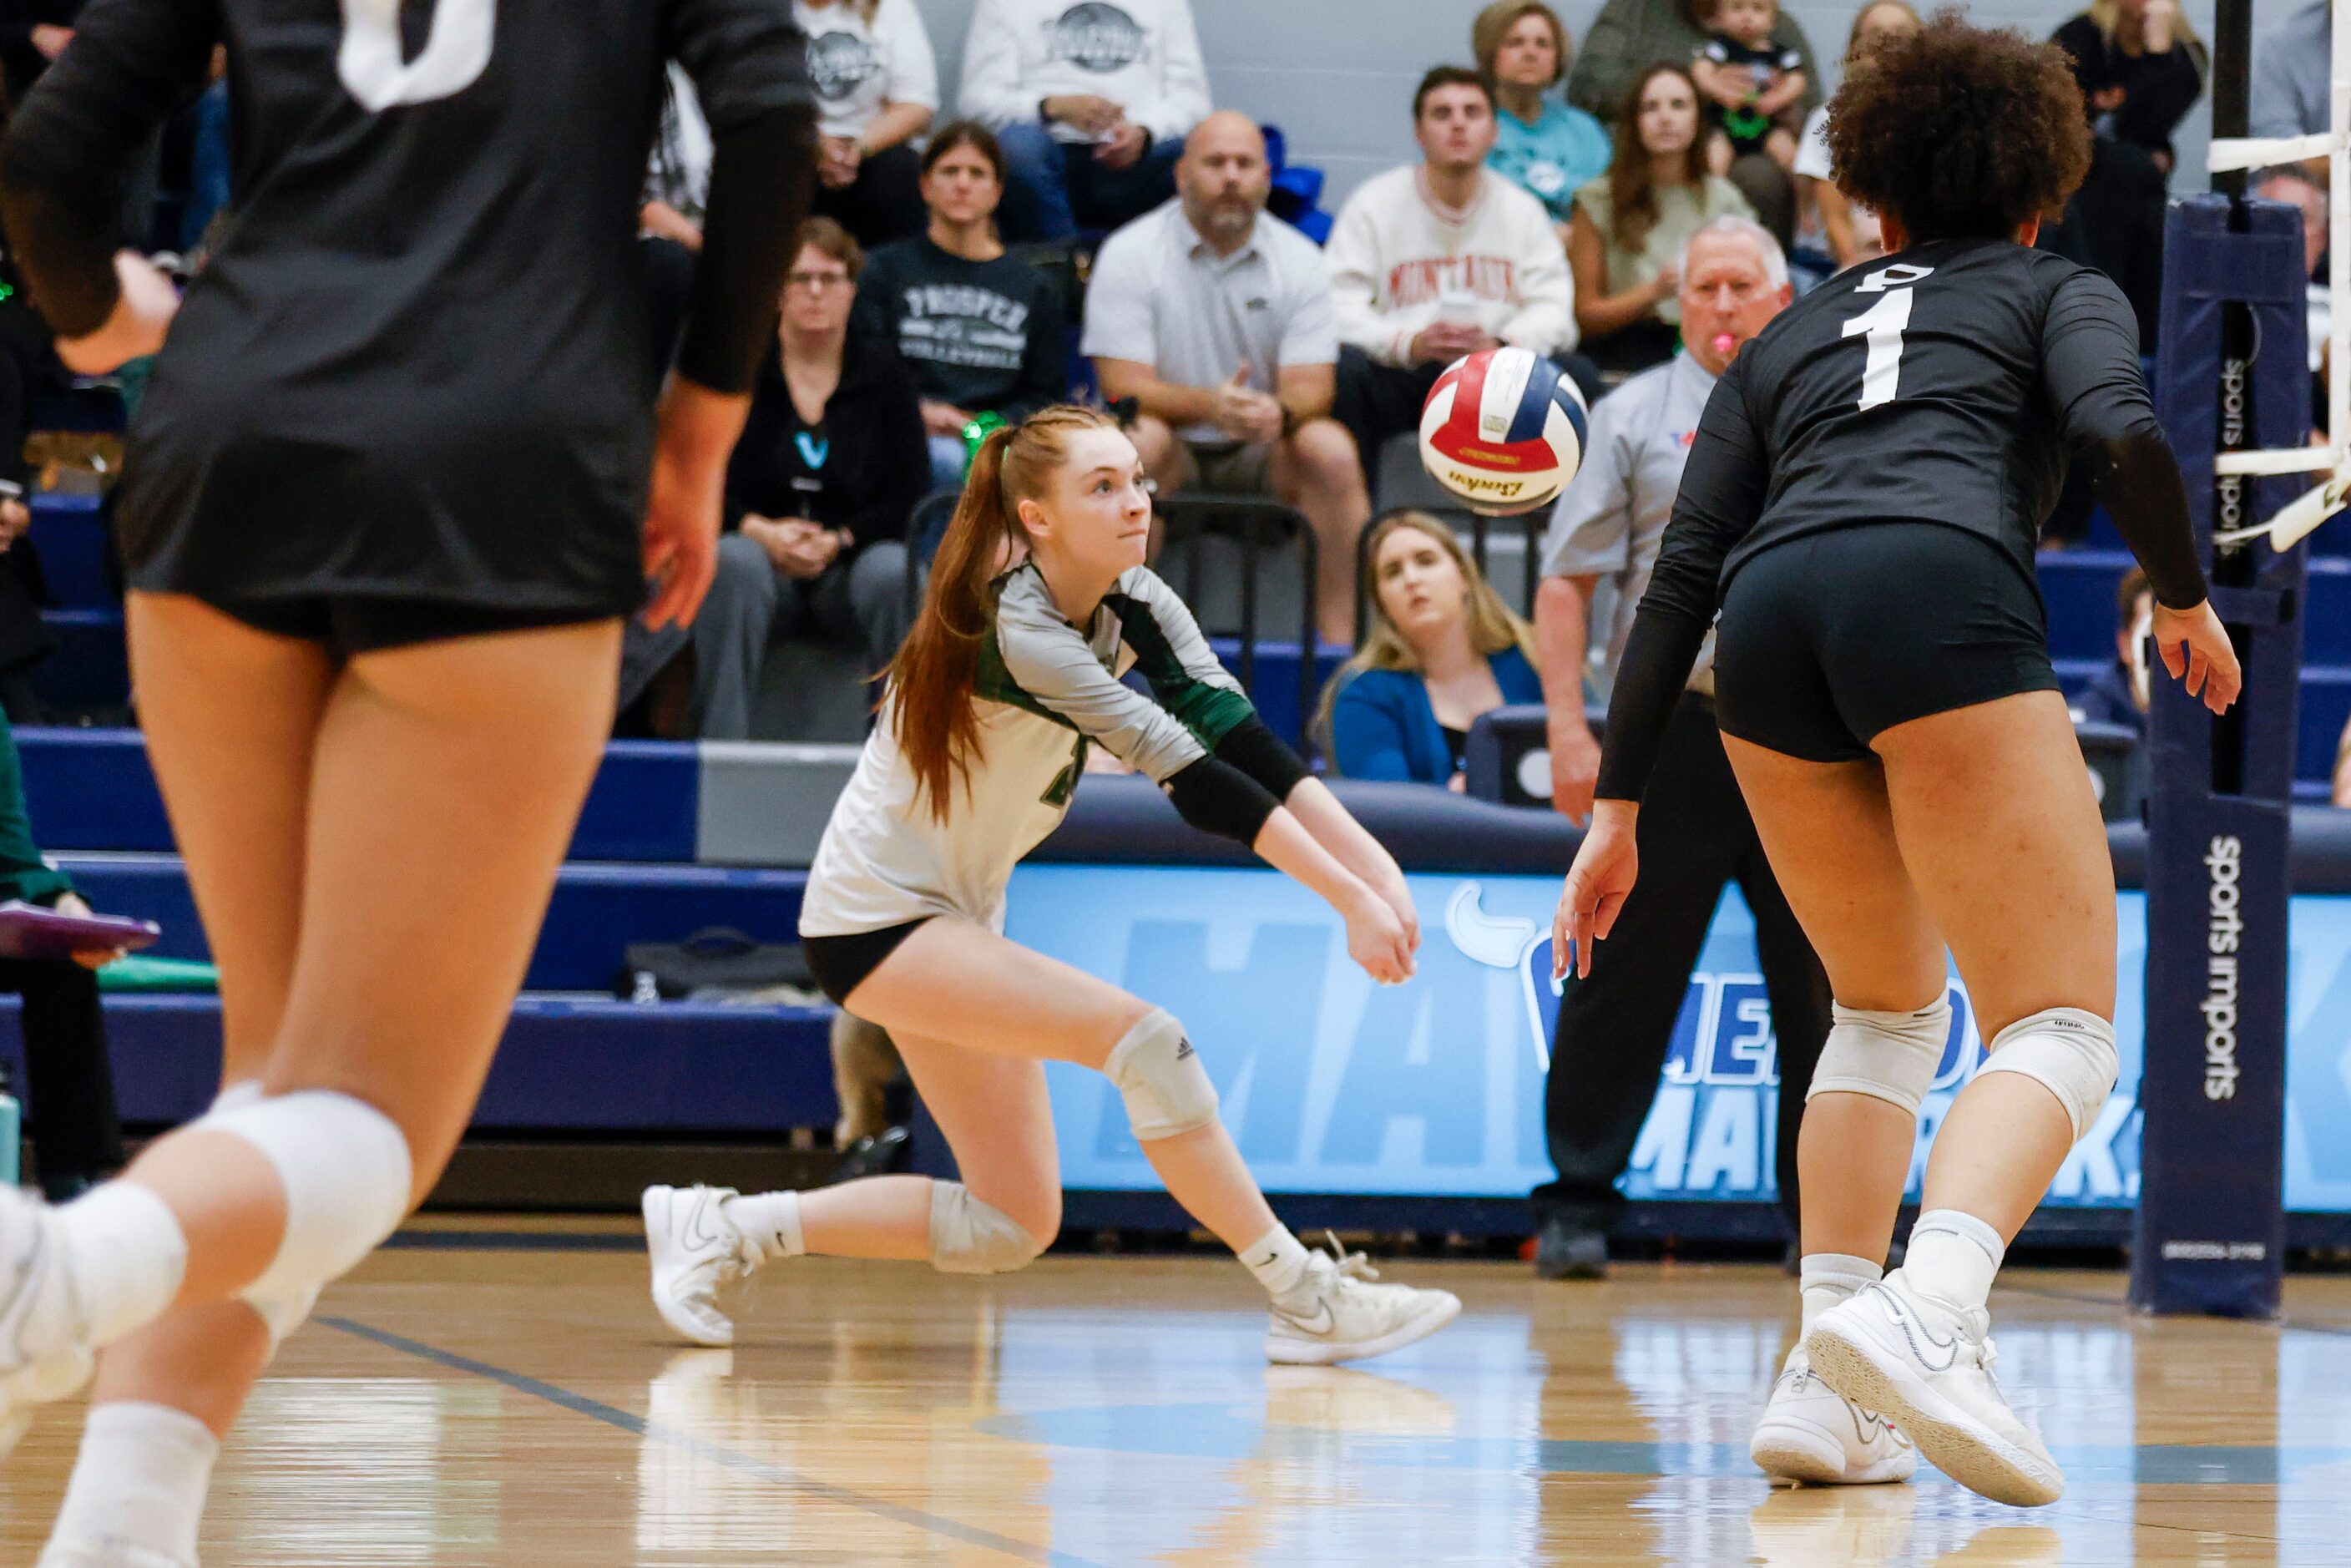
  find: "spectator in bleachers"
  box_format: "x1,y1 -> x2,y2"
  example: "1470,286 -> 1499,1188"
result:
2254,166 -> 2330,436
1088,112 -> 1369,647
1568,64 -> 1756,375
1792,0 -> 1918,272
1532,215 -> 1825,1277
858,122 -> 1069,492
640,65 -> 712,381
2035,82 -> 2167,355
0,708 -> 125,1202
675,219 -> 927,740
1691,0 -> 1807,177
1327,68 -> 1595,500
958,0 -> 1209,242
2069,568 -> 2153,817
1568,0 -> 1818,244
0,0 -> 76,106
2071,568 -> 2152,737
2251,0 -> 2328,154
2052,0 -> 2207,175
1476,1 -> 1613,246
2336,713 -> 2350,807
1320,511 -> 1542,787
801,0 -> 938,247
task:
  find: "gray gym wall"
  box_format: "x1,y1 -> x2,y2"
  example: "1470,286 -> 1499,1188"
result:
911,0 -> 2305,210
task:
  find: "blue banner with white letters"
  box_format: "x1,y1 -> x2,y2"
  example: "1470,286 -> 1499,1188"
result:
1006,864 -> 2351,1210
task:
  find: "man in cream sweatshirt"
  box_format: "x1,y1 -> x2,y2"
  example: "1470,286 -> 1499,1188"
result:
1327,66 -> 1596,490
959,0 -> 1211,240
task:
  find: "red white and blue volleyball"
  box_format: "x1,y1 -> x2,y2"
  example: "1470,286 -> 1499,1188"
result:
1418,346 -> 1589,515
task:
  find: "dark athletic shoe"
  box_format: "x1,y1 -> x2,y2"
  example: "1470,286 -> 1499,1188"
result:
1534,1217 -> 1610,1280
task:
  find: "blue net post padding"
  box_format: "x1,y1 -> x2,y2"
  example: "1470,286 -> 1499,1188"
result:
2131,195 -> 2311,1317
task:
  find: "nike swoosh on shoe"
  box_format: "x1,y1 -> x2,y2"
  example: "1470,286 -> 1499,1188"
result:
1280,1301 -> 1335,1336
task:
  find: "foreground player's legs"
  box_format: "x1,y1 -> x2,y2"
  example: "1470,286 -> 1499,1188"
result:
1724,737 -> 1934,1488
41,604 -> 334,1565
0,599 -> 621,1462
1740,691 -> 2117,1505
648,918 -> 1459,1364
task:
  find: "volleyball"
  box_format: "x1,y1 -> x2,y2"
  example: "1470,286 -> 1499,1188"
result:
1418,346 -> 1589,515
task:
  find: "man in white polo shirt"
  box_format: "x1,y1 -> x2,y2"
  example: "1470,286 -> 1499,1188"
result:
1085,110 -> 1371,645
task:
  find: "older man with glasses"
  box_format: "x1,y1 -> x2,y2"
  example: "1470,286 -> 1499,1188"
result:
1529,215 -> 1833,1279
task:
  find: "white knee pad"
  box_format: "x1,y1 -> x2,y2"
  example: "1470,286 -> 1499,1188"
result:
193,1090 -> 415,1303
1103,1008 -> 1218,1143
928,1181 -> 1046,1275
1975,1007 -> 2119,1141
1806,996 -> 1951,1118
203,1082 -> 319,1347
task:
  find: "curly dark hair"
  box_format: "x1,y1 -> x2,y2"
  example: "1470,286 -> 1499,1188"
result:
1827,10 -> 2091,244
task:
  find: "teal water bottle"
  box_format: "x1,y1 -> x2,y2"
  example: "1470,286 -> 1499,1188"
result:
0,1068 -> 19,1186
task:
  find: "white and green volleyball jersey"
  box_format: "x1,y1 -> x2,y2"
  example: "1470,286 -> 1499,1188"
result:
800,564 -> 1256,936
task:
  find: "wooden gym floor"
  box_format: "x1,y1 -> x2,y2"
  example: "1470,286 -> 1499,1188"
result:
3,1216 -> 2346,1565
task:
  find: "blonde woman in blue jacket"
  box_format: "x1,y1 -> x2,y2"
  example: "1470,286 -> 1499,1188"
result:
1325,512 -> 1543,790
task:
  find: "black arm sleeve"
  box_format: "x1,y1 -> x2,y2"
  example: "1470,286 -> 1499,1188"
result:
0,0 -> 215,338
1593,363 -> 1768,803
673,106 -> 816,396
1164,754 -> 1282,845
1212,716 -> 1310,802
2042,269 -> 2209,609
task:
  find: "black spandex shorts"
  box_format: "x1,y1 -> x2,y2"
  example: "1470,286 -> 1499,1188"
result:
801,918 -> 932,1007
207,595 -> 619,657
1713,522 -> 2061,762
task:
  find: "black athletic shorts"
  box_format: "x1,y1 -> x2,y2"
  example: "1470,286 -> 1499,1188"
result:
207,594 -> 619,657
1712,521 -> 2061,762
801,918 -> 931,1007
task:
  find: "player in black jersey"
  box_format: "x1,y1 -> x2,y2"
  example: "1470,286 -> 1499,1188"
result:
1556,17 -> 2238,1507
0,0 -> 811,1560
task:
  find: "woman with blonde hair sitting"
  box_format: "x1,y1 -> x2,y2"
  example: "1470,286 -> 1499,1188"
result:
1324,511 -> 1545,790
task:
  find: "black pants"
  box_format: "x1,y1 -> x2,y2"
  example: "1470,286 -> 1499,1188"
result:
1534,693 -> 1831,1234
810,144 -> 928,249
1333,346 -> 1607,498
0,957 -> 124,1199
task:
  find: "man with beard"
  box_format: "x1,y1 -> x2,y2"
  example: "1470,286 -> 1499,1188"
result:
1086,111 -> 1369,646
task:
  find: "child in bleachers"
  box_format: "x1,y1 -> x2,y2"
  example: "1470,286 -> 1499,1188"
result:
1692,0 -> 1807,175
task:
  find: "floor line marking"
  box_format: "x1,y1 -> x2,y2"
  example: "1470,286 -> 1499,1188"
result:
321,1315 -> 1109,1568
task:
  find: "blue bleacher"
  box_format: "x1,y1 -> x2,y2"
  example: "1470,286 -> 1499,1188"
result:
14,726 -> 836,1136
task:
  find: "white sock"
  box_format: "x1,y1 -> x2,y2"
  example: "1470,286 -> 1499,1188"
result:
1798,1252 -> 1883,1335
1239,1225 -> 1315,1309
62,1183 -> 190,1348
43,1399 -> 218,1567
720,1191 -> 804,1262
1904,1209 -> 2005,1313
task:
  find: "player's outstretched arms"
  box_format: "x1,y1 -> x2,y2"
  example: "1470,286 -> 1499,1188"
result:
1278,776 -> 1420,956
1251,802 -> 1417,985
1553,798 -> 1638,981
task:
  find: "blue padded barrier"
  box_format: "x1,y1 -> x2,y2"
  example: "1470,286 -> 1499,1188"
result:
0,993 -> 838,1133
53,853 -> 809,993
2039,549 -> 2349,664
1038,771 -> 2351,893
20,729 -> 703,863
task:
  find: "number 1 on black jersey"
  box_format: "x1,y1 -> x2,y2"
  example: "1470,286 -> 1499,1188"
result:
1843,262 -> 1936,412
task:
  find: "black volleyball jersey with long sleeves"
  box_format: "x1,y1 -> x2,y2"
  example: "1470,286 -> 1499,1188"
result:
0,0 -> 808,613
1593,237 -> 2208,802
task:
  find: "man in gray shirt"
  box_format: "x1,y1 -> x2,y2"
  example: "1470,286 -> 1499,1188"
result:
1528,218 -> 1832,1283
1084,111 -> 1371,646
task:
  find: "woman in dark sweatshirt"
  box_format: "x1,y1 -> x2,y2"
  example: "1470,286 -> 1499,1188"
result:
687,216 -> 929,740
855,122 -> 1069,489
